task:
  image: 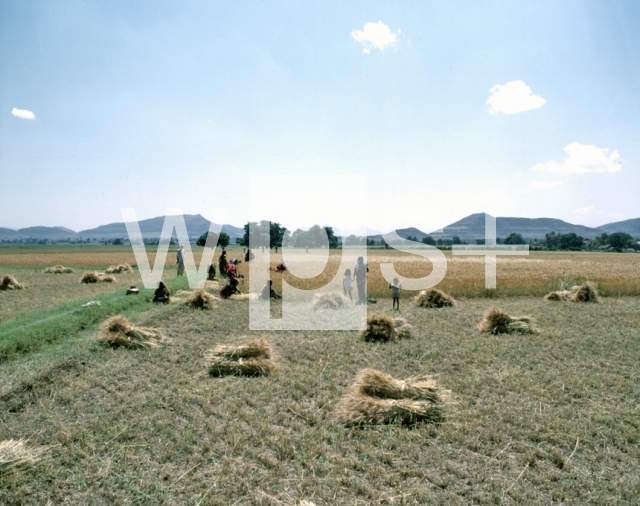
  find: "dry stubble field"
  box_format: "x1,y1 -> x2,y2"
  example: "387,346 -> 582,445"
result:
0,246 -> 639,505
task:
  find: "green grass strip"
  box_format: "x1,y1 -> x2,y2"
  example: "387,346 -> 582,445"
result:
0,276 -> 191,363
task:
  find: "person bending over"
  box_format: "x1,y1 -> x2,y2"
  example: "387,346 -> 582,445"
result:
260,280 -> 281,300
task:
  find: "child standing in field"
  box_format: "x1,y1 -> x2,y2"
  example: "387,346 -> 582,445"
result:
343,268 -> 352,301
390,277 -> 401,310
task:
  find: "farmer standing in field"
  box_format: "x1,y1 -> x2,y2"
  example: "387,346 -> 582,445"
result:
176,245 -> 185,276
353,255 -> 368,305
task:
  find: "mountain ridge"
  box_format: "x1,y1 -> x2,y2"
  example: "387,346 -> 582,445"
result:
1,213 -> 639,241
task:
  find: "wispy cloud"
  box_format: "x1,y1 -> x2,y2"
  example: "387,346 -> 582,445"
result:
11,108 -> 35,120
532,142 -> 621,174
572,205 -> 603,217
486,80 -> 545,114
351,21 -> 398,53
529,180 -> 562,189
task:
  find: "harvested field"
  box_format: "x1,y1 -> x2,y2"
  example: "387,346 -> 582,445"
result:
0,296 -> 638,504
3,248 -> 640,298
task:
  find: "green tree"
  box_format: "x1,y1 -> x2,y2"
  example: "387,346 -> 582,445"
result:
504,233 -> 526,245
421,236 -> 436,246
197,232 -> 230,248
607,232 -> 633,251
324,226 -> 339,249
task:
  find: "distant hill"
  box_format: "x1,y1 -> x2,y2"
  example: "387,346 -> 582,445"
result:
596,218 -> 640,236
80,214 -> 243,240
0,215 -> 244,241
396,227 -> 430,241
425,213 -> 623,241
0,226 -> 78,240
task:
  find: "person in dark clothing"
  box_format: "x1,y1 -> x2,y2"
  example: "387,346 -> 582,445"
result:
245,248 -> 255,262
153,281 -> 171,304
260,280 -> 281,300
353,256 -> 368,305
218,250 -> 228,278
207,263 -> 216,281
220,277 -> 242,299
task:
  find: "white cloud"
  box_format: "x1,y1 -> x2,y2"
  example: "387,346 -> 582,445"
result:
351,21 -> 398,53
11,108 -> 35,120
486,80 -> 545,114
529,180 -> 562,189
572,205 -> 603,217
531,142 -> 621,174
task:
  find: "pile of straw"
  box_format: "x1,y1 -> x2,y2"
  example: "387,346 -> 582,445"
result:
337,369 -> 448,426
312,291 -> 349,310
393,318 -> 414,339
98,315 -> 165,349
571,281 -> 600,303
43,265 -> 74,274
185,289 -> 216,309
477,307 -> 538,335
360,313 -> 397,342
415,288 -> 456,308
544,290 -> 572,301
0,439 -> 49,475
80,271 -> 116,284
360,313 -> 413,341
230,293 -> 254,301
205,337 -> 277,376
0,275 -> 26,290
544,281 -> 600,303
106,263 -> 134,274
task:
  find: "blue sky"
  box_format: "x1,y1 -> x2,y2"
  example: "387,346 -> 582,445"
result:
1,1 -> 638,233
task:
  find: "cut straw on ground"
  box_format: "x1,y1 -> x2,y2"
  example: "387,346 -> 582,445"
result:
43,265 -> 74,274
311,292 -> 350,310
185,289 -> 216,310
477,307 -> 538,335
0,275 -> 26,290
337,368 -> 449,426
98,315 -> 165,349
414,288 -> 456,308
0,439 -> 50,475
205,337 -> 277,376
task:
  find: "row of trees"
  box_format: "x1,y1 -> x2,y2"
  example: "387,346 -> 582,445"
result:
195,224 -> 638,253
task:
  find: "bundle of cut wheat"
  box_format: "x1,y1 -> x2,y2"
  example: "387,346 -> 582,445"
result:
312,291 -> 349,310
354,368 -> 446,403
98,315 -> 165,349
0,275 -> 26,290
43,265 -> 74,274
80,271 -> 99,284
393,318 -> 414,339
185,289 -> 216,309
544,290 -> 572,301
414,288 -> 456,308
477,307 -> 538,334
230,293 -> 253,301
336,368 -> 448,426
105,263 -> 134,274
571,281 -> 600,303
0,439 -> 50,475
205,336 -> 277,376
98,274 -> 116,283
360,313 -> 397,342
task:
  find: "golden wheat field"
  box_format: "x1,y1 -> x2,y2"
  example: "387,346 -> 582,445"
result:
2,247 -> 639,302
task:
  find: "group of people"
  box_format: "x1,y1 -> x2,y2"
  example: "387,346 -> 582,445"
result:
174,249 -> 398,307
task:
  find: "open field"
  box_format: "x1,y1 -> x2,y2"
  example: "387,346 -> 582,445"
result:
1,246 -> 639,504
0,295 -> 638,504
0,246 -> 640,308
